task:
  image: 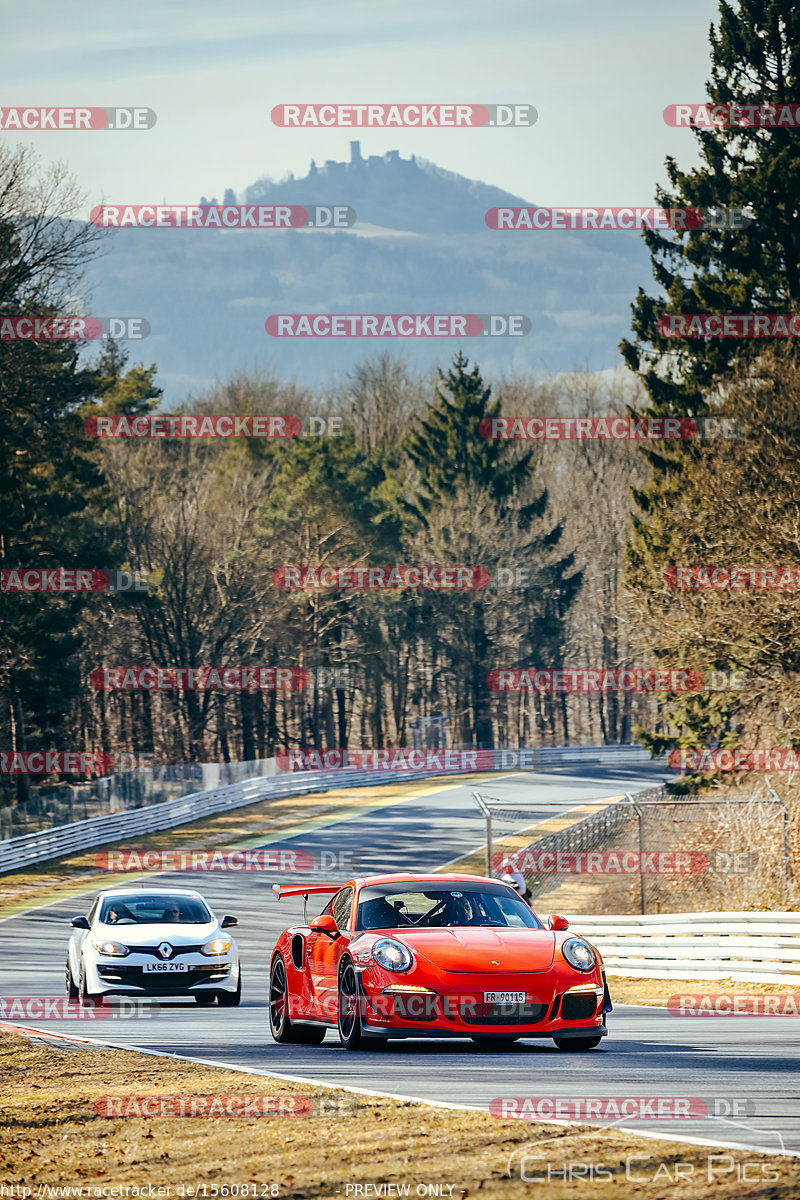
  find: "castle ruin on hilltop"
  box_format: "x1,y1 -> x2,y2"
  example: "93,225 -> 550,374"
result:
309,140 -> 416,176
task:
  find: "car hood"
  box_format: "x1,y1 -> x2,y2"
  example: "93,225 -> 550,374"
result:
392,928 -> 556,973
94,921 -> 219,947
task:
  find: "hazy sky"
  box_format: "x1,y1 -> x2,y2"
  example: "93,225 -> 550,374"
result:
2,0 -> 722,213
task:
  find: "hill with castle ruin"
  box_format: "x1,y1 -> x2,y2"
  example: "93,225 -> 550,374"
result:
86,143 -> 650,394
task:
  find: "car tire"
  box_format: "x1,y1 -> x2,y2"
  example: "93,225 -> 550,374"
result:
78,960 -> 100,1007
65,956 -> 79,1001
195,993 -> 216,1005
553,1036 -> 603,1050
217,969 -> 241,1007
268,956 -> 326,1044
337,959 -> 368,1051
471,1037 -> 520,1049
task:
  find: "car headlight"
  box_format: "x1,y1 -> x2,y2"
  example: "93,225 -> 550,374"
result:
201,936 -> 232,957
93,940 -> 130,957
372,938 -> 413,973
562,938 -> 596,972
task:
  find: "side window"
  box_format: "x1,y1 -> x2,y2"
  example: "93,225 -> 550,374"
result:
331,886 -> 354,931
87,898 -> 99,924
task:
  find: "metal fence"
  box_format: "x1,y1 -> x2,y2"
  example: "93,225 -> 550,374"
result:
474,786 -> 795,914
0,764 -> 447,874
0,758 -> 279,841
0,743 -> 667,875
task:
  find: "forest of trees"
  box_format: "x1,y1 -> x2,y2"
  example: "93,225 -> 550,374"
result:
0,150 -> 660,801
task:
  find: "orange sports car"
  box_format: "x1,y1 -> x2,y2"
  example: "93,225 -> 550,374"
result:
268,873 -> 611,1050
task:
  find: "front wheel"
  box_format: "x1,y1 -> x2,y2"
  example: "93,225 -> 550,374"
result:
78,960 -> 100,1007
337,959 -> 368,1050
269,957 -> 326,1044
553,1035 -> 603,1050
65,956 -> 79,1001
218,968 -> 241,1007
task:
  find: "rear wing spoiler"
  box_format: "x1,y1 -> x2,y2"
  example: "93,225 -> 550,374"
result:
272,883 -> 342,900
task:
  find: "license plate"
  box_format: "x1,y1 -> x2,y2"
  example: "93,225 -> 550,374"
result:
484,991 -> 526,1003
142,962 -> 188,973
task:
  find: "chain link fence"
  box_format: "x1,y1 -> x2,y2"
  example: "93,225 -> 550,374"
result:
0,758 -> 278,841
474,786 -> 797,915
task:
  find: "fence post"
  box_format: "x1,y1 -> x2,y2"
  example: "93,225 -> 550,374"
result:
472,792 -> 493,876
768,788 -> 793,884
628,792 -> 646,915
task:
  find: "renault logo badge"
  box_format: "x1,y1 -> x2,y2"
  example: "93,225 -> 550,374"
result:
158,942 -> 173,959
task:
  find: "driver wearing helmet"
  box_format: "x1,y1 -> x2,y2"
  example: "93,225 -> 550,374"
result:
430,892 -> 478,926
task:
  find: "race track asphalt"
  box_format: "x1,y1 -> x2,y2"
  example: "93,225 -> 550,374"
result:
2,765 -> 798,1159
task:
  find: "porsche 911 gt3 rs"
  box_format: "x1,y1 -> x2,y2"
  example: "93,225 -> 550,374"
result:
268,873 -> 611,1049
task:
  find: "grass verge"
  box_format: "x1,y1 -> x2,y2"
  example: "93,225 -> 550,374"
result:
609,974 -> 800,1006
0,1027 -> 797,1199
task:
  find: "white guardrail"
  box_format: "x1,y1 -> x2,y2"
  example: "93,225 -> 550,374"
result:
0,744 -> 660,874
571,912 -> 800,985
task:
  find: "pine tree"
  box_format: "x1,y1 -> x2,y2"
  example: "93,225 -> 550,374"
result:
0,252 -> 112,800
622,1 -> 800,414
0,150 -> 136,802
402,353 -> 581,747
403,351 -> 535,523
622,0 -> 800,766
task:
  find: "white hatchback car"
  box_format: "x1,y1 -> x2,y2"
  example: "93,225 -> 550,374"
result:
66,887 -> 241,1006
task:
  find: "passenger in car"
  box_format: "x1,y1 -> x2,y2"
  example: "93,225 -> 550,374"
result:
105,903 -> 134,924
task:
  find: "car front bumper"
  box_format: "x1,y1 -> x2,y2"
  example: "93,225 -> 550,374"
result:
355,971 -> 607,1039
359,1021 -> 608,1041
89,957 -> 238,995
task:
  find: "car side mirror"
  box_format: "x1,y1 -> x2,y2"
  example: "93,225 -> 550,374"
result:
221,915 -> 238,928
71,915 -> 90,929
309,914 -> 339,939
548,914 -> 569,931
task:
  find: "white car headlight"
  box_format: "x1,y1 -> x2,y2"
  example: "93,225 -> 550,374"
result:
372,938 -> 413,973
93,940 -> 130,957
562,938 -> 596,972
201,936 -> 232,957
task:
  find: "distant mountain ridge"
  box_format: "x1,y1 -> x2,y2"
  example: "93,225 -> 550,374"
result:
86,143 -> 649,395
202,141 -> 530,234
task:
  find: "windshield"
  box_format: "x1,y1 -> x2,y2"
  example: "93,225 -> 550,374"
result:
355,883 -> 543,931
98,895 -> 213,925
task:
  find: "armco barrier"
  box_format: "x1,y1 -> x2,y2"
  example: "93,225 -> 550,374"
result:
0,767 -> 426,874
570,911 -> 800,985
0,744 -> 664,874
493,745 -> 659,770
0,757 -> 279,841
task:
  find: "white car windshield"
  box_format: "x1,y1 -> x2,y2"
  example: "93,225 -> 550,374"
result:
98,895 -> 212,925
